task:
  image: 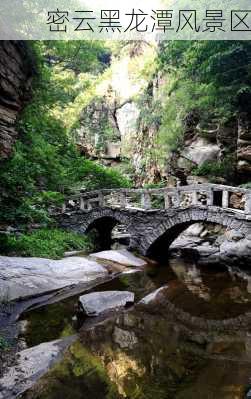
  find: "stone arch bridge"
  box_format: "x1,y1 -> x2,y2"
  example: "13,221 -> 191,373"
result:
56,184 -> 251,261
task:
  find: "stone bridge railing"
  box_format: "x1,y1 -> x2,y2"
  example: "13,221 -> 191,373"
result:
61,184 -> 251,215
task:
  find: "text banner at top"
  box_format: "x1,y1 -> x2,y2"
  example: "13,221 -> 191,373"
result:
2,0 -> 251,40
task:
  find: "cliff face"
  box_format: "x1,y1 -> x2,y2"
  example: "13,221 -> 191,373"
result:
74,42 -> 155,174
237,113 -> 251,177
73,41 -> 251,187
0,41 -> 34,159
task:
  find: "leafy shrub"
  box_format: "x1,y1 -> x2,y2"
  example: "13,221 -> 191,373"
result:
143,181 -> 166,189
0,42 -> 130,226
2,229 -> 94,259
192,157 -> 235,181
74,160 -> 132,190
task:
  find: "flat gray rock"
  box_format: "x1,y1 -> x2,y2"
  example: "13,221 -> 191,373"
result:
90,249 -> 146,267
0,336 -> 76,399
219,238 -> 251,265
79,290 -> 135,316
0,256 -> 108,301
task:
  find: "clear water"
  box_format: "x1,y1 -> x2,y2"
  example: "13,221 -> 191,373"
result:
20,258 -> 251,399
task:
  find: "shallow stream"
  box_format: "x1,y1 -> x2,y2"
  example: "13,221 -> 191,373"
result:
18,257 -> 251,399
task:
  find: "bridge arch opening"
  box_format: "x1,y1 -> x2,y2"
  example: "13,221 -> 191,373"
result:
86,216 -> 129,251
146,221 -> 226,263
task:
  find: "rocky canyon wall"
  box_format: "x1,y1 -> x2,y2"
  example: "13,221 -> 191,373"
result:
0,41 -> 34,159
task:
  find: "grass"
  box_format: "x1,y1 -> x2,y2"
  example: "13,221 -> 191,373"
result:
1,228 -> 94,259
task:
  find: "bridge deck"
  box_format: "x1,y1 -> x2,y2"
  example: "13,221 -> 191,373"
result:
61,183 -> 251,216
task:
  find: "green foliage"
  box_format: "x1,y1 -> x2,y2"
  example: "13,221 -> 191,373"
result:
160,41 -> 251,97
156,41 -> 251,162
2,229 -> 93,259
0,41 -> 129,226
74,160 -> 131,190
143,181 -> 166,189
43,41 -> 111,74
192,157 -> 235,181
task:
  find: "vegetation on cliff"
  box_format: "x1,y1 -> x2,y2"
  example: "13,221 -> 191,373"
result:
0,41 -> 131,227
157,41 -> 251,182
1,40 -> 251,256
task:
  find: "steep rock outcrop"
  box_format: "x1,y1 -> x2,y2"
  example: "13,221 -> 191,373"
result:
0,41 -> 34,159
74,41 -> 154,171
237,112 -> 251,177
181,136 -> 220,167
132,76 -> 164,186
76,96 -> 121,159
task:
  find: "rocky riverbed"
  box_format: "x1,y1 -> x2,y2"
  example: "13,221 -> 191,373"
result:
1,247 -> 251,398
0,249 -> 145,398
18,260 -> 251,399
170,223 -> 251,267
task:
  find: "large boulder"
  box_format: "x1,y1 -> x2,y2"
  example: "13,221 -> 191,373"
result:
0,336 -> 75,399
0,256 -> 108,301
181,137 -> 220,167
79,291 -> 134,316
219,237 -> 251,265
90,249 -> 146,267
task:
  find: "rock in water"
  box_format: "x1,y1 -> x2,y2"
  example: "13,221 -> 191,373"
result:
138,286 -> 168,305
90,249 -> 146,267
79,291 -> 135,316
0,256 -> 108,301
0,336 -> 76,399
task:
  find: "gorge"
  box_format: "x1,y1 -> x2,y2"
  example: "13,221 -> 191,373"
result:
1,40 -> 251,398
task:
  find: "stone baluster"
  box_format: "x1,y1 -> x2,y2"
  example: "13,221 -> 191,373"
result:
87,200 -> 92,210
120,192 -> 127,208
245,193 -> 251,214
192,191 -> 198,205
80,196 -> 86,210
207,190 -> 214,206
98,193 -> 104,207
222,191 -> 229,208
141,192 -> 151,209
175,191 -> 180,207
164,193 -> 171,209
62,202 -> 66,213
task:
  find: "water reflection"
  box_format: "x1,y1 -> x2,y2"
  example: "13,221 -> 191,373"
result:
21,258 -> 251,346
170,260 -> 211,301
20,257 -> 251,399
166,259 -> 251,320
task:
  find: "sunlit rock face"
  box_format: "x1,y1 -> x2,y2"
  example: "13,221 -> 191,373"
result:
181,137 -> 220,167
75,42 -> 156,165
76,98 -> 120,158
237,113 -> 251,177
116,102 -> 140,156
0,41 -> 34,159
